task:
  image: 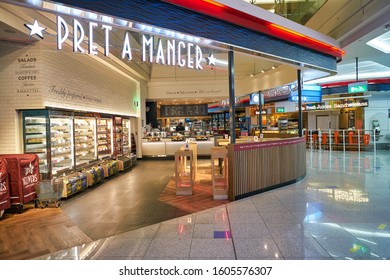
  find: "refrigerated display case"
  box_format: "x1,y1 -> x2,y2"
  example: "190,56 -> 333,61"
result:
74,117 -> 97,166
122,118 -> 130,155
114,117 -> 123,156
23,112 -> 49,178
97,118 -> 112,159
22,109 -> 136,178
50,116 -> 73,175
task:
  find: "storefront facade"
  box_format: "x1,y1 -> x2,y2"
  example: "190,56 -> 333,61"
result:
0,0 -> 343,175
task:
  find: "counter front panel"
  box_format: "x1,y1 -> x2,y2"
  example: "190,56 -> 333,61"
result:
228,137 -> 306,200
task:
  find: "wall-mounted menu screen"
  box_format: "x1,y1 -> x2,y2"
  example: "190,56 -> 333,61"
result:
97,118 -> 112,158
74,117 -> 96,166
24,116 -> 48,175
50,117 -> 73,175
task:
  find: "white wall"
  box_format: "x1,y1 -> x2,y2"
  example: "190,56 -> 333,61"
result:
364,93 -> 390,142
147,64 -> 299,100
147,79 -> 229,100
307,111 -> 340,130
237,65 -> 298,95
0,42 -> 141,154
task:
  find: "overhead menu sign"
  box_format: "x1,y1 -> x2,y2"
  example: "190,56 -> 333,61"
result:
161,104 -> 208,117
348,81 -> 368,93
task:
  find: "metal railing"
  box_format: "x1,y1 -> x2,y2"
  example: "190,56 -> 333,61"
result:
304,129 -> 378,152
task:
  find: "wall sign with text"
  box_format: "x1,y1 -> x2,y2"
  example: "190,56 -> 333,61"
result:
24,16 -> 218,71
160,104 -> 208,117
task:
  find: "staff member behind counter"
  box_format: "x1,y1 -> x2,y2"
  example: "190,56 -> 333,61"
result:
176,122 -> 185,132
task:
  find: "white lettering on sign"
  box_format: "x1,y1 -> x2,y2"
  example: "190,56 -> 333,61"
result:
102,24 -> 112,56
142,35 -> 153,63
54,16 -> 205,70
121,32 -> 132,60
142,36 -> 203,70
89,21 -> 98,55
167,40 -> 175,66
22,162 -> 38,187
156,38 -> 165,64
178,41 -> 186,67
22,174 -> 38,187
0,181 -> 6,192
73,19 -> 86,53
57,16 -> 69,50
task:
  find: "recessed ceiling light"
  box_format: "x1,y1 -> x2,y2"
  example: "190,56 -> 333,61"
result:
366,30 -> 390,54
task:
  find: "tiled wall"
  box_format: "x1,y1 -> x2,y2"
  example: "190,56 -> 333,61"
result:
0,42 -> 140,154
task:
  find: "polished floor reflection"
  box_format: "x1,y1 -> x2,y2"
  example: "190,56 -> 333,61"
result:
21,150 -> 390,259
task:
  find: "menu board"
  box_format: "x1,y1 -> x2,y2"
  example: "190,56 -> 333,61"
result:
160,104 -> 208,117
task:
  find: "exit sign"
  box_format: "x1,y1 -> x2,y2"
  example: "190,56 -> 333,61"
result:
348,81 -> 368,93
276,107 -> 285,113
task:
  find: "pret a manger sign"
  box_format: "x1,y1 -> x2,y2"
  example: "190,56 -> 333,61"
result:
55,16 -> 204,70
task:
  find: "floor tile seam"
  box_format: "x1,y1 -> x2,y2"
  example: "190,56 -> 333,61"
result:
352,236 -> 387,260
187,212 -> 197,260
301,230 -> 337,260
225,204 -> 238,260
336,223 -> 389,258
252,193 -> 287,259
141,223 -> 163,259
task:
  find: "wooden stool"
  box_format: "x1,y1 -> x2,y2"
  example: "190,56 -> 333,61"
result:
211,147 -> 228,200
175,149 -> 194,195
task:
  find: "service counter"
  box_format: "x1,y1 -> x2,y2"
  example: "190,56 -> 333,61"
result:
141,138 -> 214,157
227,137 -> 306,200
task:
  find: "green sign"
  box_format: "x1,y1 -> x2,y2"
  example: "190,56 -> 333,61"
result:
348,81 -> 368,93
276,107 -> 285,113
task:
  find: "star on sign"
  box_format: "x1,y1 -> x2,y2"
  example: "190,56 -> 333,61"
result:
206,53 -> 216,66
25,19 -> 46,39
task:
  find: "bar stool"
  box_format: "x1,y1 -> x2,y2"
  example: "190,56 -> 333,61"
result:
211,147 -> 228,200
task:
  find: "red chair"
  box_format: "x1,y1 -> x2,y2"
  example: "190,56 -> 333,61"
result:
334,131 -> 339,144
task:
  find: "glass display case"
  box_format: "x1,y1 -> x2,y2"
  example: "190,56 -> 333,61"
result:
74,117 -> 97,166
50,116 -> 73,175
22,109 -> 136,177
122,118 -> 131,155
97,118 -> 112,159
114,117 -> 123,156
23,113 -> 49,177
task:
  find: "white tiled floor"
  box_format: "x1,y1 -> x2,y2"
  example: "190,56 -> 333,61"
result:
36,149 -> 390,260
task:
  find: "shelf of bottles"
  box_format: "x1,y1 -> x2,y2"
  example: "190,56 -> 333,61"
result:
122,119 -> 131,155
50,117 -> 73,175
114,117 -> 123,156
24,116 -> 49,175
74,117 -> 97,166
97,118 -> 113,159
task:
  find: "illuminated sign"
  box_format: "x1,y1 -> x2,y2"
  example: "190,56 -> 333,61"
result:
348,81 -> 368,93
289,84 -> 322,102
276,107 -> 285,113
249,93 -> 264,105
25,17 -> 214,71
298,99 -> 369,111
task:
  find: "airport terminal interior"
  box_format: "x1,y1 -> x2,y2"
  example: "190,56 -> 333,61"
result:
0,0 -> 390,260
